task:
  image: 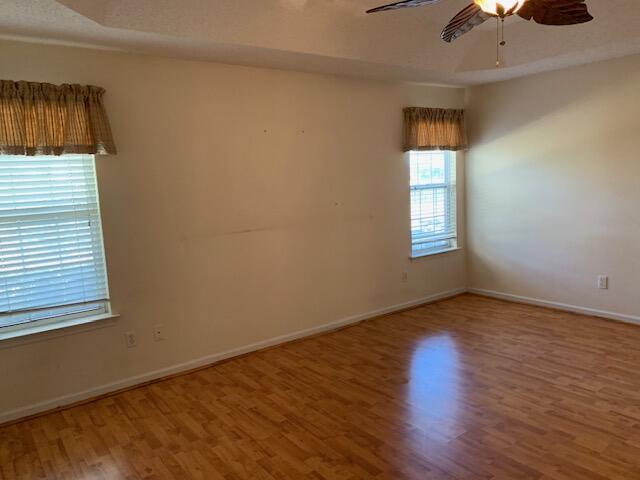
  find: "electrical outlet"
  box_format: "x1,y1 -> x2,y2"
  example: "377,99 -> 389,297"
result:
153,324 -> 165,342
597,275 -> 609,290
401,271 -> 409,283
125,331 -> 137,348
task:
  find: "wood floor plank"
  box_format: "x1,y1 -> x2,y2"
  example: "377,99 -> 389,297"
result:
2,294 -> 640,479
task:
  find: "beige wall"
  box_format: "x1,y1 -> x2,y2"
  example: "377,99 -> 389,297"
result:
0,40 -> 466,419
466,54 -> 640,319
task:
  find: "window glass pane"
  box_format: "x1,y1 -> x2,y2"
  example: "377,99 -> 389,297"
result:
411,187 -> 447,236
0,154 -> 109,329
410,151 -> 446,186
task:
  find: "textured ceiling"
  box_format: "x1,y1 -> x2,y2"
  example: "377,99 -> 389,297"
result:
0,0 -> 639,86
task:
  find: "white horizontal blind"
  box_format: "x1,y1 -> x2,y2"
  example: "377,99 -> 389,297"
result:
0,154 -> 109,329
410,150 -> 457,256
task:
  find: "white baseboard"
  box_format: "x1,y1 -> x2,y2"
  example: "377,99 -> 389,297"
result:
469,288 -> 640,326
0,287 -> 466,425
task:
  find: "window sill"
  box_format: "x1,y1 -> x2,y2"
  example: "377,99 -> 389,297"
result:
0,312 -> 119,346
410,247 -> 462,261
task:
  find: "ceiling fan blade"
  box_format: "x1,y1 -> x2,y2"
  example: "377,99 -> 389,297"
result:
366,0 -> 442,14
441,3 -> 490,43
517,0 -> 593,25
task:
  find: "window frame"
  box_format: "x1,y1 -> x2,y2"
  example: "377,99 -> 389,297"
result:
0,154 -> 114,341
408,150 -> 459,259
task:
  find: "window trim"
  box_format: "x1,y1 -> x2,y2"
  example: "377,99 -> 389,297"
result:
410,247 -> 462,261
408,150 -> 459,258
0,311 -> 119,347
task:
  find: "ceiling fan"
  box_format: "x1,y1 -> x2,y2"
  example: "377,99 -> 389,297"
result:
366,0 -> 594,44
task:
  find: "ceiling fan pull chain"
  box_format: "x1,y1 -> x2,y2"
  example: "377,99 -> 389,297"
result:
495,17 -> 501,68
496,17 -> 507,68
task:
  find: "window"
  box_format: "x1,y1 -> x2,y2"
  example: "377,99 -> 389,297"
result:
409,150 -> 457,257
0,154 -> 110,332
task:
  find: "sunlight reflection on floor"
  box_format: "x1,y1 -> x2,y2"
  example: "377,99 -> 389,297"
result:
407,334 -> 464,443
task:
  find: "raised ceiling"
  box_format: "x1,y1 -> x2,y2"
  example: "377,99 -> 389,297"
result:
0,0 -> 639,85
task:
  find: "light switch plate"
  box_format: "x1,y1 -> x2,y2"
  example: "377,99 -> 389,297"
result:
597,275 -> 609,290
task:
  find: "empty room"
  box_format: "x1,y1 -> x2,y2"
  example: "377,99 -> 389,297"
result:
0,0 -> 639,478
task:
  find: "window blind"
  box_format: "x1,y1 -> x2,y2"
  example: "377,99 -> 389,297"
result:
409,150 -> 457,256
0,154 -> 109,329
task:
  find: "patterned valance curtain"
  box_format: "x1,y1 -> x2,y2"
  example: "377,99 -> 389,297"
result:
403,107 -> 468,152
0,80 -> 117,156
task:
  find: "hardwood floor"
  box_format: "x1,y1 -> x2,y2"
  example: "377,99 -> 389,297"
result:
2,294 -> 640,479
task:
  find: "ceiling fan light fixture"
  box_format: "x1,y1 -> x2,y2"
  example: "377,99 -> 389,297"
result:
474,0 -> 526,16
